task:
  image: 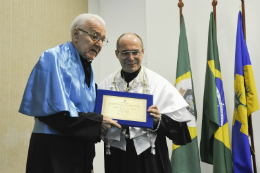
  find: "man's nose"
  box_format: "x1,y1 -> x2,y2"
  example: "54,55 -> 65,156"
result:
128,53 -> 135,60
95,39 -> 103,47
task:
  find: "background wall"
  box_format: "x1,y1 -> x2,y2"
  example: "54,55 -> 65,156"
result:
0,0 -> 88,172
89,0 -> 260,173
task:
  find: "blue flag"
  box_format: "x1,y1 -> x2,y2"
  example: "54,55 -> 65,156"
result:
232,12 -> 259,173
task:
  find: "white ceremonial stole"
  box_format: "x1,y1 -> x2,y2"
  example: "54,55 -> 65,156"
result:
99,66 -> 192,155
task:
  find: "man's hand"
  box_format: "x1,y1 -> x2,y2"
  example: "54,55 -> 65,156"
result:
147,105 -> 161,125
101,115 -> 121,134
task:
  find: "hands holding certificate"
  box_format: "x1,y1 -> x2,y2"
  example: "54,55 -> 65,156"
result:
147,105 -> 161,125
101,115 -> 122,134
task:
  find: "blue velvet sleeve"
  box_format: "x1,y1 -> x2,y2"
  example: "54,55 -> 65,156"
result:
19,46 -> 78,117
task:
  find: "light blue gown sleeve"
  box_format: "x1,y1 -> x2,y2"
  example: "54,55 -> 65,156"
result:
19,44 -> 78,117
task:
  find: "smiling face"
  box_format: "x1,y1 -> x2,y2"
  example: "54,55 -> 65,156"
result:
116,34 -> 144,73
72,18 -> 106,61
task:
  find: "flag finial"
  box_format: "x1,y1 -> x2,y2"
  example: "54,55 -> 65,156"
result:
178,0 -> 184,8
212,0 -> 218,6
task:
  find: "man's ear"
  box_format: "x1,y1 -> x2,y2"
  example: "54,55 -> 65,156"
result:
142,49 -> 145,55
72,28 -> 79,42
115,50 -> 119,59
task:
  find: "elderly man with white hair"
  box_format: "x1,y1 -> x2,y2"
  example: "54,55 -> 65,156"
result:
19,13 -> 120,173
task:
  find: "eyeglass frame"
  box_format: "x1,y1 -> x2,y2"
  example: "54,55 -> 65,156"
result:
117,49 -> 144,59
77,28 -> 108,46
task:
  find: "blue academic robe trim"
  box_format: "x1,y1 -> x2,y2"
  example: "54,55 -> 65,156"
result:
19,42 -> 96,118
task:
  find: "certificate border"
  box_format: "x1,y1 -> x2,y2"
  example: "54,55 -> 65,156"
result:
95,89 -> 153,128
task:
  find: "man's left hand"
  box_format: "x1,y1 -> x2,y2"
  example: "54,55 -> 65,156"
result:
147,105 -> 161,125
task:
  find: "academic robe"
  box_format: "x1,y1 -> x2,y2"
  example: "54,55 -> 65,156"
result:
26,111 -> 102,173
19,42 -> 103,173
99,67 -> 192,173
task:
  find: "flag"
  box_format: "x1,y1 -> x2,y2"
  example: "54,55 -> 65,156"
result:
232,12 -> 259,173
171,15 -> 201,173
199,12 -> 233,173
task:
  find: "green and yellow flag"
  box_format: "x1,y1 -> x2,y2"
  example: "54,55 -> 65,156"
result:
199,12 -> 233,173
171,15 -> 201,173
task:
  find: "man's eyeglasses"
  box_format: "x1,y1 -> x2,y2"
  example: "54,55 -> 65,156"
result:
78,28 -> 108,46
118,50 -> 143,59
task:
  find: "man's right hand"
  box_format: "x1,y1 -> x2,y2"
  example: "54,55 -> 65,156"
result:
101,115 -> 121,134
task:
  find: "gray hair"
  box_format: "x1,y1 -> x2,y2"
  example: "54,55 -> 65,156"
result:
70,13 -> 105,39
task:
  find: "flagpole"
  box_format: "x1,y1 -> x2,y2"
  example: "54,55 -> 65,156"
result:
249,116 -> 257,173
241,1 -> 257,172
241,0 -> 246,41
212,0 -> 217,29
178,0 -> 184,28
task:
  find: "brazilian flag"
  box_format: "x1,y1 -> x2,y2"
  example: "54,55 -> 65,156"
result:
232,12 -> 259,173
199,12 -> 233,173
170,15 -> 201,173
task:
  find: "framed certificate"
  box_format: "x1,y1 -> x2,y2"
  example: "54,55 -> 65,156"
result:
95,89 -> 153,128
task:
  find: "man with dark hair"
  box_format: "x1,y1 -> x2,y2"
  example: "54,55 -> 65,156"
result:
19,13 -> 120,173
99,33 -> 192,173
